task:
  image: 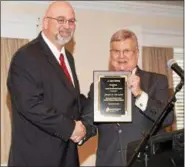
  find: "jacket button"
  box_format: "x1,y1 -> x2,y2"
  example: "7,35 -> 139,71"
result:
71,116 -> 75,119
118,129 -> 122,134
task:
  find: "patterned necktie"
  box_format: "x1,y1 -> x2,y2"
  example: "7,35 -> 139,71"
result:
59,53 -> 72,84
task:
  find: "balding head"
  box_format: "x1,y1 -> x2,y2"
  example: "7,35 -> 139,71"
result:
44,1 -> 75,19
42,1 -> 76,50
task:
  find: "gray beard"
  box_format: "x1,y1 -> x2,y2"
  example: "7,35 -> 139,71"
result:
56,33 -> 73,45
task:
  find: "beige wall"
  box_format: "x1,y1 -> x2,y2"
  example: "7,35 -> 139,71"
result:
1,1 -> 183,166
73,10 -> 183,165
73,9 -> 183,94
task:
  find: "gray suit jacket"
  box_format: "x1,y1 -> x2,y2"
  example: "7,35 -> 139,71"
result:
86,68 -> 174,166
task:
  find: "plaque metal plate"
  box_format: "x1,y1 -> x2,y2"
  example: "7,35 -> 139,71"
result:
94,71 -> 132,122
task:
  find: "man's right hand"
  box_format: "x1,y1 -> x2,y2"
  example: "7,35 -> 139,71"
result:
70,121 -> 86,143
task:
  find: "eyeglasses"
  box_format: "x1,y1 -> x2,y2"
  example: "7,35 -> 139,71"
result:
110,49 -> 137,56
46,16 -> 76,26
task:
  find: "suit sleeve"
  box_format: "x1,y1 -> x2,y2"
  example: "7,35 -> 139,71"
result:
80,84 -> 97,144
7,51 -> 75,141
143,74 -> 174,127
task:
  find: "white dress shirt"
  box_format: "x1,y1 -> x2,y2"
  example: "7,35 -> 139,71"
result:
41,32 -> 74,86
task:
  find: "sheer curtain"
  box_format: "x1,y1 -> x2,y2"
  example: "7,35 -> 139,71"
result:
142,46 -> 176,131
1,37 -> 29,164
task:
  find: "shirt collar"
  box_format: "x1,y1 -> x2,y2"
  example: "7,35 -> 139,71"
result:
41,32 -> 66,62
132,67 -> 137,75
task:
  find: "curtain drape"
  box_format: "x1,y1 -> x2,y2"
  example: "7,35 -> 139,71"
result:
142,46 -> 176,131
1,37 -> 29,164
142,46 -> 173,88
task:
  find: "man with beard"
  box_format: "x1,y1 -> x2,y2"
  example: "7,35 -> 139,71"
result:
7,1 -> 95,167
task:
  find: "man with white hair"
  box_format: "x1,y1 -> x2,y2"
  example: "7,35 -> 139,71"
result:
86,29 -> 174,166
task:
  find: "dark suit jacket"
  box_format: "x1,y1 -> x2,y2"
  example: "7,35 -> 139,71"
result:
87,68 -> 174,166
7,33 -> 86,167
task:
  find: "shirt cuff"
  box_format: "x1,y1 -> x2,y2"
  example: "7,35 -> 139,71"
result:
135,91 -> 148,111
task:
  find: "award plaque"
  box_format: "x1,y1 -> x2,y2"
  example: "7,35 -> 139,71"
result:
94,71 -> 132,122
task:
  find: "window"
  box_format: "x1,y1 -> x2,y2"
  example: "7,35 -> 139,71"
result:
173,48 -> 184,130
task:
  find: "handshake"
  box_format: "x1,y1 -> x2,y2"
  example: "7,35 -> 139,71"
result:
70,120 -> 86,144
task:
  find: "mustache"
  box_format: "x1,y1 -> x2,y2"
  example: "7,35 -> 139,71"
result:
59,29 -> 72,33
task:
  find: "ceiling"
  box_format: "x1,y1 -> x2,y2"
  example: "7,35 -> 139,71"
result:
1,1 -> 183,20
140,1 -> 184,7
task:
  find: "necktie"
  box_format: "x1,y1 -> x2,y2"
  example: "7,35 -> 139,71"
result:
59,53 -> 72,84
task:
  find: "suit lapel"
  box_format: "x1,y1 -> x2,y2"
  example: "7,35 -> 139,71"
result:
38,33 -> 78,96
137,67 -> 149,93
131,67 -> 145,117
134,67 -> 150,116
65,50 -> 80,93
